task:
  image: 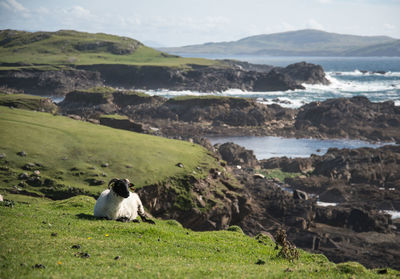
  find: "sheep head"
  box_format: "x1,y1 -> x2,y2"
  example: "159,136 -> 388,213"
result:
108,178 -> 134,198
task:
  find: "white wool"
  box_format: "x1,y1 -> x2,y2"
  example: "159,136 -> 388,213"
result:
93,189 -> 145,221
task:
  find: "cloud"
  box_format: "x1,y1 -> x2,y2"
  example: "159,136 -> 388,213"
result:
316,0 -> 332,3
36,7 -> 50,15
64,6 -> 91,18
0,0 -> 26,12
306,18 -> 325,30
281,21 -> 296,31
384,23 -> 395,30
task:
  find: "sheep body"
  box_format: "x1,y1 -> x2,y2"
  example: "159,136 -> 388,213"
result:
93,189 -> 145,221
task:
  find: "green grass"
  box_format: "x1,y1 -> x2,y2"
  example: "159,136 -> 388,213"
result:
257,169 -> 301,182
1,196 -> 397,278
0,93 -> 58,112
0,30 -> 219,69
0,106 -> 218,198
99,114 -> 129,120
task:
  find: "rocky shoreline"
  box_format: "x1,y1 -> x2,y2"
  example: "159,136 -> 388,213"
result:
56,90 -> 400,269
2,85 -> 400,269
0,61 -> 328,95
59,89 -> 400,143
212,142 -> 400,270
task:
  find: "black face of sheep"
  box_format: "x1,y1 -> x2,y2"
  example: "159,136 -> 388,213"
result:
108,178 -> 133,198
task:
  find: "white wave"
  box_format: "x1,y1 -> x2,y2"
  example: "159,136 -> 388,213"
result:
328,70 -> 400,77
305,73 -> 400,93
316,201 -> 338,207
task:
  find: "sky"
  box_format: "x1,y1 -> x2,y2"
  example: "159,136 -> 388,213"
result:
0,0 -> 399,47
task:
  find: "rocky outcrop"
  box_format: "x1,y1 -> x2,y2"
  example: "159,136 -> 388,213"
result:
280,145 -> 400,211
136,172 -> 252,232
77,62 -> 328,93
99,117 -> 144,133
0,68 -> 103,96
59,89 -> 400,143
0,61 -> 329,95
279,62 -> 330,85
215,142 -> 259,168
260,157 -> 314,173
229,164 -> 400,270
295,96 -> 400,142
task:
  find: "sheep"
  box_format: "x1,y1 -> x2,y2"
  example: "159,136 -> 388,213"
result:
93,178 -> 154,223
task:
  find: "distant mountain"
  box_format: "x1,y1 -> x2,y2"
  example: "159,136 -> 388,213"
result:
162,29 -> 399,57
343,39 -> 400,56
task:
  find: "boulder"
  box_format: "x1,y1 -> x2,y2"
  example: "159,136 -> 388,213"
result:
216,142 -> 258,168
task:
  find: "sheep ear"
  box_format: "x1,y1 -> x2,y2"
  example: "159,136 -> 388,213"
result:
108,178 -> 119,189
129,182 -> 135,191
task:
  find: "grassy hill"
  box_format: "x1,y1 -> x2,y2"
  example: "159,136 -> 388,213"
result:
0,29 -> 218,69
344,39 -> 400,56
0,102 -> 399,277
163,29 -> 399,56
1,195 -> 397,278
0,104 -> 218,199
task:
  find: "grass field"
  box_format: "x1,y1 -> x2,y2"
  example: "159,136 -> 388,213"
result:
0,30 -> 219,69
1,104 -> 399,278
0,106 -> 218,199
1,195 -> 397,279
0,94 -> 58,112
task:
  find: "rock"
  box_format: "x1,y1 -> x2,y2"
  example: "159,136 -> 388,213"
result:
33,264 -> 45,269
71,244 -> 81,249
280,62 -> 330,85
22,163 -> 36,171
101,163 -> 109,168
295,96 -> 400,142
319,187 -> 349,203
99,117 -> 144,133
18,172 -> 29,180
217,142 -> 258,168
293,189 -> 309,200
26,177 -> 42,187
0,153 -> 6,159
86,179 -> 105,186
260,157 -> 313,173
0,194 -> 3,202
75,252 -> 90,258
176,163 -> 184,168
17,151 -> 27,157
33,170 -> 40,176
255,259 -> 266,265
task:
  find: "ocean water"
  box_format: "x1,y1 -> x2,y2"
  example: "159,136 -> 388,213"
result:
208,136 -> 393,159
144,56 -> 400,108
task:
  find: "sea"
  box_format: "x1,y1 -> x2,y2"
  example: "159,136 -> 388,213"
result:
144,55 -> 400,109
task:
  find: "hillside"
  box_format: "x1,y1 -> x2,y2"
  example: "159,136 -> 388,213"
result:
163,29 -> 399,56
0,104 -> 220,199
2,196 -> 397,278
0,29 -> 217,68
344,39 -> 400,56
0,30 -> 330,95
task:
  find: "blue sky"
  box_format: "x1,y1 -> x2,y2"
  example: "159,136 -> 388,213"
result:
0,0 -> 399,46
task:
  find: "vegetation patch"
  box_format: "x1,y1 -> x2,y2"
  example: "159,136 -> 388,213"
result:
0,30 -> 220,69
99,114 -> 129,120
0,196 -> 397,278
0,106 -> 218,199
0,93 -> 57,113
258,168 -> 301,182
